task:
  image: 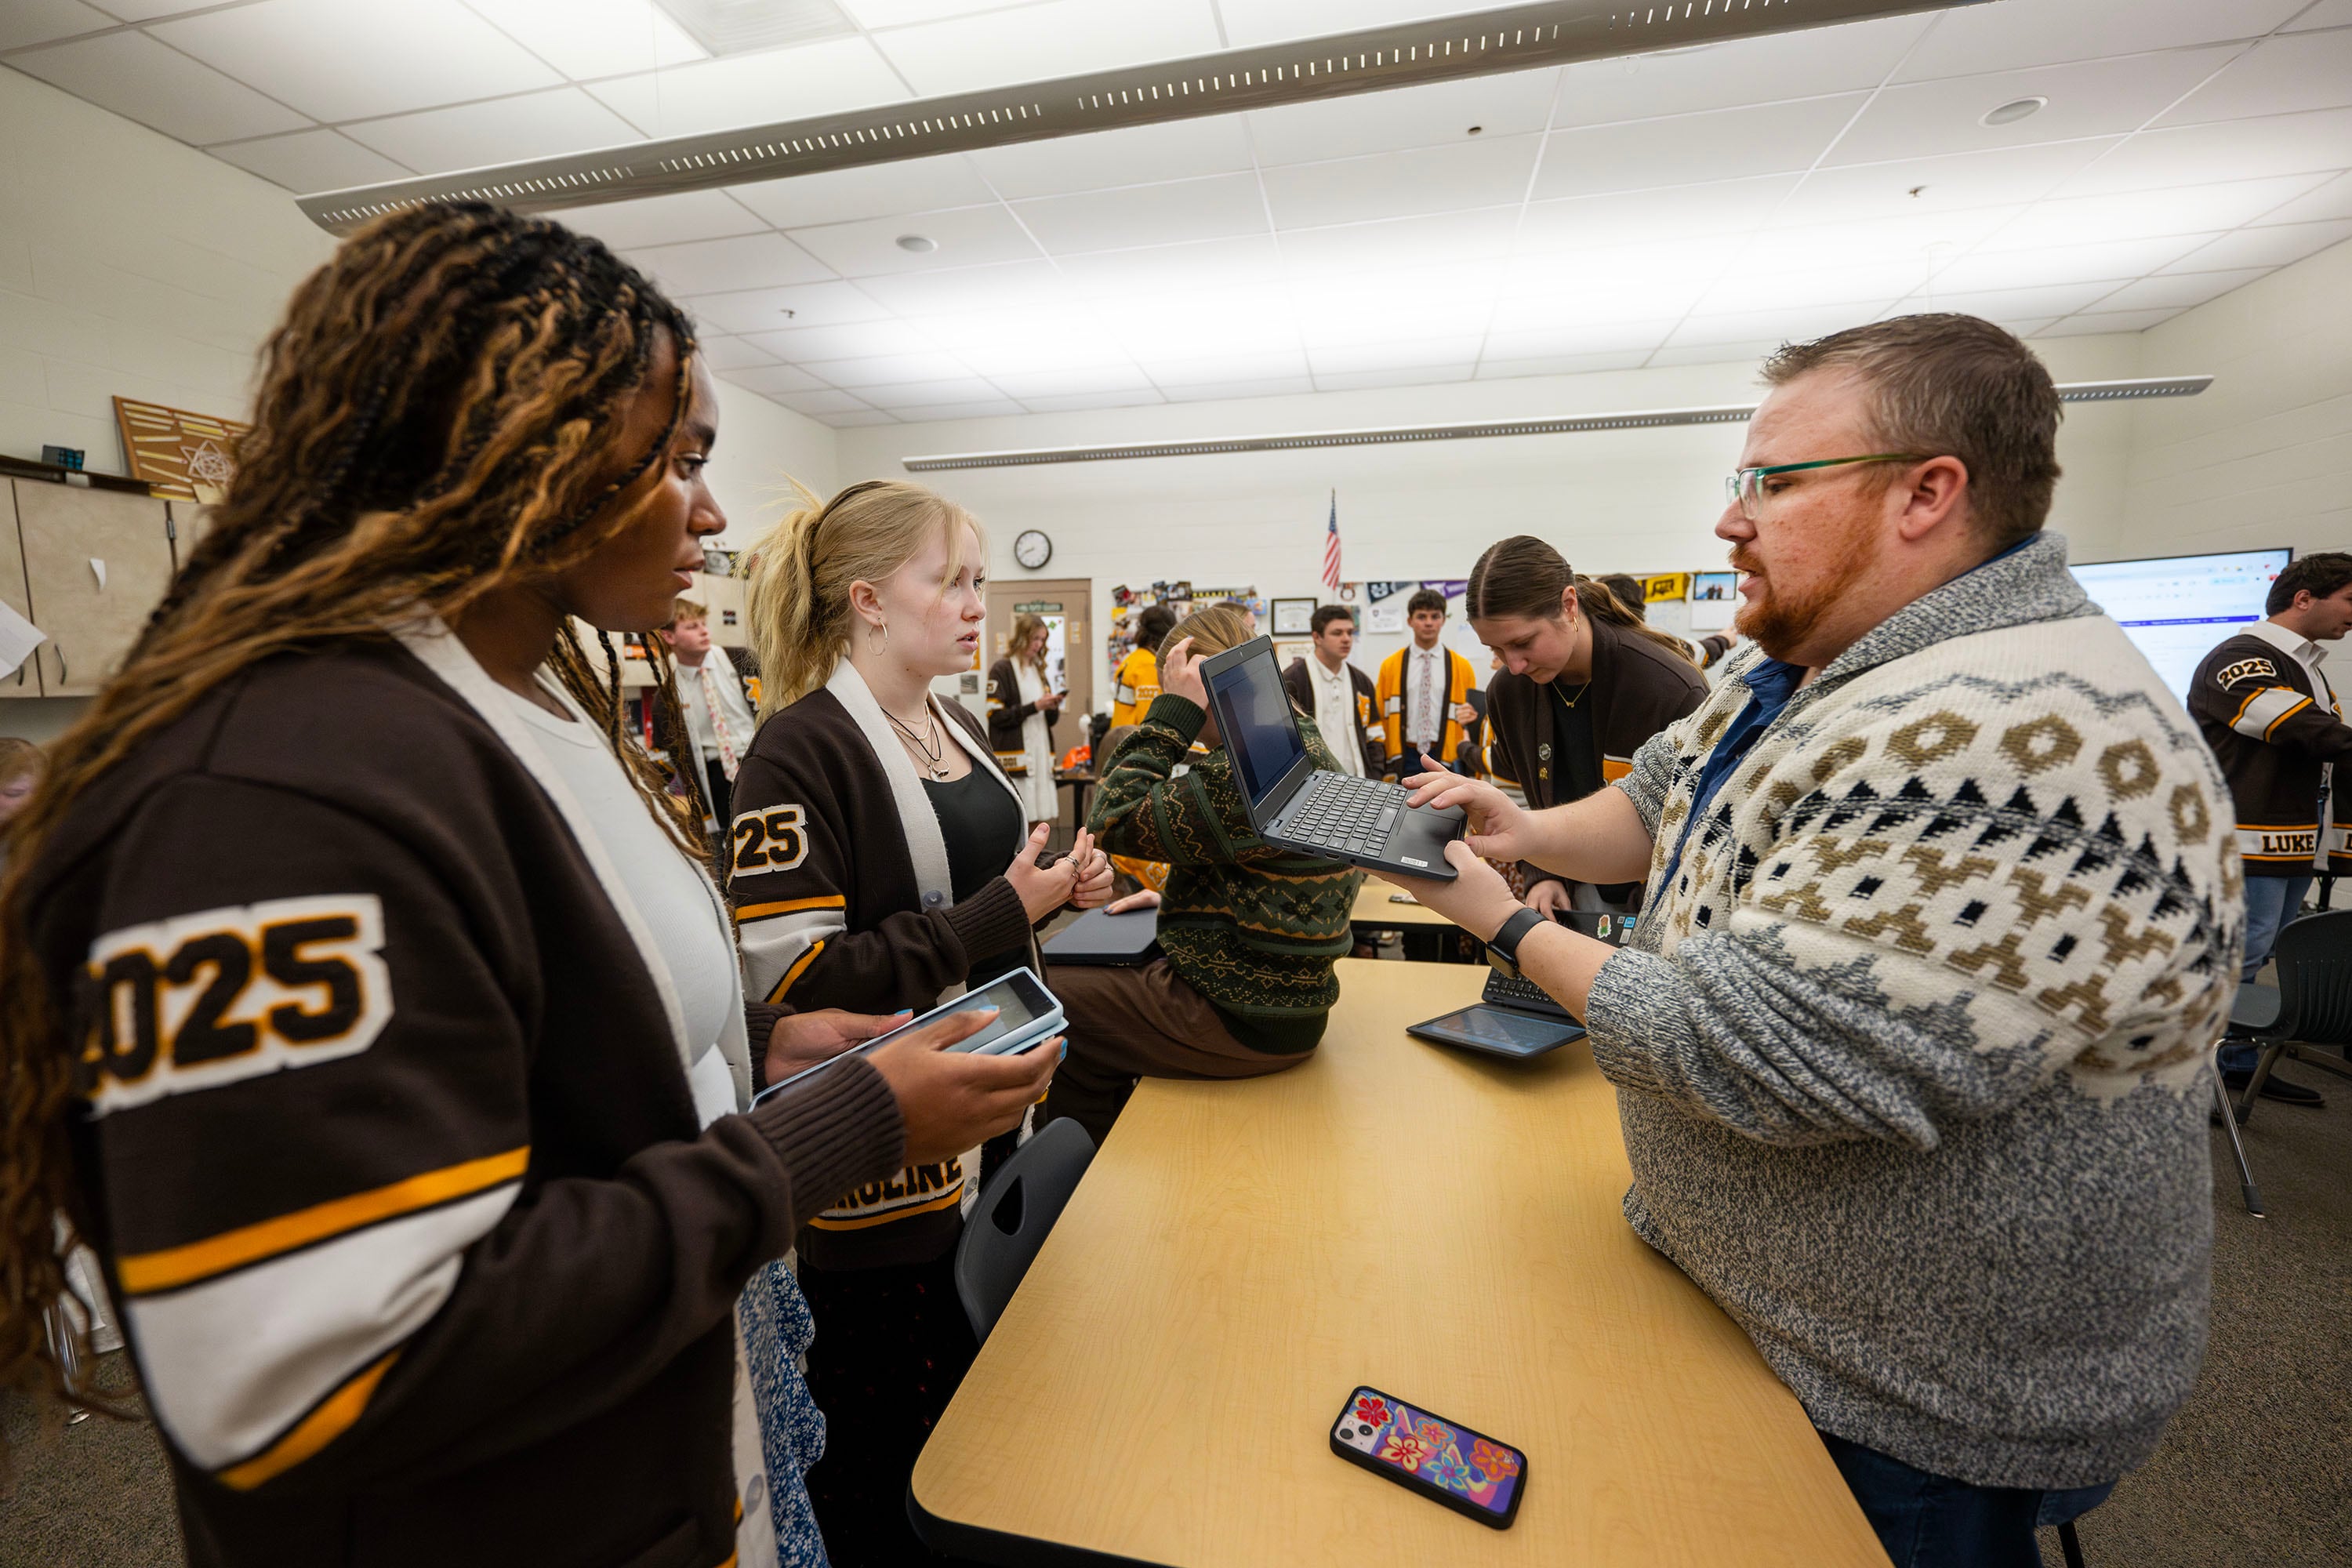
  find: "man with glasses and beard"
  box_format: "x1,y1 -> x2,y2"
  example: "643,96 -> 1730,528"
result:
1388,315 -> 2240,1568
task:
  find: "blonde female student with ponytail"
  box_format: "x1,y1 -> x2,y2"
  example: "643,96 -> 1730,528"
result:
0,205 -> 1057,1568
731,478 -> 1113,1563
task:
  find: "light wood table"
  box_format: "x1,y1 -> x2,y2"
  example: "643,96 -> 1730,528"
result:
1350,880 -> 1454,927
912,959 -> 1889,1567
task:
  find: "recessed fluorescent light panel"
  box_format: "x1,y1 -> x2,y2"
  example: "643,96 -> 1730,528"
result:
655,0 -> 856,55
898,377 -> 2214,471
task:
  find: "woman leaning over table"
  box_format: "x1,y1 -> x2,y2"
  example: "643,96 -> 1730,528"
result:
730,477 -> 1113,1563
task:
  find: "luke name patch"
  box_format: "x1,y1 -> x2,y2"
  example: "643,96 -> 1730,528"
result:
2216,656 -> 2278,688
78,895 -> 392,1116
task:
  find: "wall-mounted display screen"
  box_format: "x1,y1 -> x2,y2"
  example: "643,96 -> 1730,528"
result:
2069,548 -> 2291,705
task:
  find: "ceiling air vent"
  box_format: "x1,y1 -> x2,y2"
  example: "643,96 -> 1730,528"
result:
656,0 -> 856,56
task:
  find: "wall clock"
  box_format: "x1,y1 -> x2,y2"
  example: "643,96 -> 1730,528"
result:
1014,528 -> 1052,570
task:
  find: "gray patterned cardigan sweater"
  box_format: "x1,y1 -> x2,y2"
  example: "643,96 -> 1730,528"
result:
1588,532 -> 2242,1490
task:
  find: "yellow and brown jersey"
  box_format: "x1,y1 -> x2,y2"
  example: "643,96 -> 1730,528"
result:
2189,626 -> 2352,875
1109,644 -> 1160,728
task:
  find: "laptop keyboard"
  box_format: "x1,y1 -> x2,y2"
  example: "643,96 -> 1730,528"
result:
1282,774 -> 1410,856
1482,970 -> 1572,1019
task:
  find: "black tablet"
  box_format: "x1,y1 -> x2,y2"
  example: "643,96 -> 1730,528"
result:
1042,906 -> 1160,965
1406,1004 -> 1584,1060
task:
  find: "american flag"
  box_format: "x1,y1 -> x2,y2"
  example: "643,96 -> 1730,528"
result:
1321,490 -> 1342,590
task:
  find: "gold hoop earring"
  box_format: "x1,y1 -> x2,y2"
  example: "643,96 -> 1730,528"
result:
869,619 -> 889,650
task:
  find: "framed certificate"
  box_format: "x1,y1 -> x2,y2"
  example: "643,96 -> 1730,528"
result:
1272,597 -> 1317,636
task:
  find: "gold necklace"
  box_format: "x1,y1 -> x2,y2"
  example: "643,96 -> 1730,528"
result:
1555,679 -> 1591,710
885,704 -> 951,779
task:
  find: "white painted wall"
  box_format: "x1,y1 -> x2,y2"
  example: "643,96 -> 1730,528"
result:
837,332 -> 2148,698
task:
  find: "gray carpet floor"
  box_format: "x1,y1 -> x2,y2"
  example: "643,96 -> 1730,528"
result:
5,1056 -> 2346,1568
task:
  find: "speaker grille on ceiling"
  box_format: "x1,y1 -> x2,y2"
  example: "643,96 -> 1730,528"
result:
299,0 -> 1989,232
894,377 -> 2216,471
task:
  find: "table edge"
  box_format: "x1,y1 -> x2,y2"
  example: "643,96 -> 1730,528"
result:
908,1479 -> 1178,1568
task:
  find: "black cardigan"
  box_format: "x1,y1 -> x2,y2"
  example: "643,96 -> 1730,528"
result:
22,633 -> 904,1568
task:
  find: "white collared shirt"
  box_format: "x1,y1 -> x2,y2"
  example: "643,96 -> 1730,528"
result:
1305,654 -> 1364,777
2244,617 -> 2336,707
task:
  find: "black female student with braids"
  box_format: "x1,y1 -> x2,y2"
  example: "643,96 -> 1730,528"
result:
0,202 -> 1056,1568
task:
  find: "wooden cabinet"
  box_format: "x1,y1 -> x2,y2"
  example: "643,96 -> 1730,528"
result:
0,481 -> 41,699
691,571 -> 748,649
168,501 -> 217,571
10,480 -> 176,697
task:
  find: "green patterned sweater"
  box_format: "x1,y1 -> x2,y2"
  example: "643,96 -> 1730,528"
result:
1087,694 -> 1361,1053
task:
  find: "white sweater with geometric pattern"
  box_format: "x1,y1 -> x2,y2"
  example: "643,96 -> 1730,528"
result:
1588,532 -> 2241,1490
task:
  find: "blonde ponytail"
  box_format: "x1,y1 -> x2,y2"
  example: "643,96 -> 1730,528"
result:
743,477 -> 984,717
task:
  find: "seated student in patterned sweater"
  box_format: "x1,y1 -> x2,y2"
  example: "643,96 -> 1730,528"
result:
1392,316 -> 2239,1568
1043,604 -> 1363,1145
729,477 -> 1112,1564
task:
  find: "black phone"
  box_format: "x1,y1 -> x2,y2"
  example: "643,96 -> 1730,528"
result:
1330,1386 -> 1526,1529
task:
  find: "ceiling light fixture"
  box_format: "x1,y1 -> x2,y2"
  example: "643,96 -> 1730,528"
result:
896,234 -> 938,252
897,377 -> 2213,472
298,0 -> 1998,233
1981,96 -> 2047,126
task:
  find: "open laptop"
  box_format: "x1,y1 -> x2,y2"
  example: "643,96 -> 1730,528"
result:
1200,635 -> 1466,881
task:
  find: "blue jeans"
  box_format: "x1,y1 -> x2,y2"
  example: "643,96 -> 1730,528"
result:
1821,1432 -> 2113,1568
2223,873 -> 2312,1073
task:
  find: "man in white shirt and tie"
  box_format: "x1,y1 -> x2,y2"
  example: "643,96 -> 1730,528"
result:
1281,604 -> 1383,777
659,597 -> 757,828
1377,588 -> 1478,777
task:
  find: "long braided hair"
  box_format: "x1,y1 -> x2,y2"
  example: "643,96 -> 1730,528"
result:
0,201 -> 709,1412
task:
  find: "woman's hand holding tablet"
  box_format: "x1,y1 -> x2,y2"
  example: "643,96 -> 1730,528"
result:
865,1009 -> 1062,1166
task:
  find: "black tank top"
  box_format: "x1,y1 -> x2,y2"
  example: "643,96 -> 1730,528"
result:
923,767 -> 1028,986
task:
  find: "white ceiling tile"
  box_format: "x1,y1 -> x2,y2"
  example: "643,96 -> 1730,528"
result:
1828,50 -> 2241,167
205,129 -> 411,192
1279,208 -> 1518,280
856,379 -> 1014,410
1094,286 -> 1301,358
733,155 -> 997,230
697,336 -> 779,370
1262,135 -> 1538,229
2089,267 -> 2273,312
987,365 -> 1156,399
1741,209 -> 2025,274
720,362 -> 826,394
626,233 -> 835,295
1498,239 -> 1725,302
2059,108 -> 2352,195
1535,96 -> 1868,199
809,354 -> 979,389
1666,303 -> 1893,348
1697,260 -> 1929,315
1474,349 -> 1653,379
1894,281 -> 2128,321
1015,172 -> 1269,254
1893,0 -> 2303,81
0,0 -> 111,50
1017,389 -> 1165,412
683,279 -> 890,334
1054,234 -> 1285,295
1160,376 -> 1316,401
2035,309 -> 2179,336
9,31 -> 311,145
912,310 -> 1128,374
1647,339 -> 1784,368
971,116 -> 1254,201
2161,219 -> 2352,273
773,388 -> 879,416
2161,29 -> 2352,125
2252,169 -> 2352,226
1247,68 -> 1560,166
1291,271 -> 1497,347
154,0 -> 561,122
563,190 -> 769,250
1315,364 -> 1478,391
1478,318 -> 1682,358
1773,141 -> 2114,227
586,38 -> 905,139
463,0 -> 706,81
1986,174 -> 2334,248
1551,15 -> 1932,129
1928,234 -> 2216,293
1218,0 -> 1476,48
1517,176 -> 1801,252
1307,337 -> 1483,375
843,0 -> 1024,24
2285,0 -> 2352,28
853,260 -> 1069,314
818,408 -> 900,426
1143,350 -> 1312,385
84,0 -> 256,15
897,398 -> 1032,419
340,89 -> 644,175
872,0 -> 1221,96
789,205 -> 1043,276
743,319 -> 938,362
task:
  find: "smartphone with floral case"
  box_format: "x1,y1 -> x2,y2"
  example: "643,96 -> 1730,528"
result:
1328,1386 -> 1526,1529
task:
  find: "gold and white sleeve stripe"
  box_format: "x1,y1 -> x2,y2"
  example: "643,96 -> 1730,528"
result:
735,897 -> 846,1004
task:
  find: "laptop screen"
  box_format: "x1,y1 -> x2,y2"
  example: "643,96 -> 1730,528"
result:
1207,641 -> 1305,811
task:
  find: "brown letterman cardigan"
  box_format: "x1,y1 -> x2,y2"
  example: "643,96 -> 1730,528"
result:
2187,623 -> 2352,876
20,628 -> 906,1568
1484,615 -> 1707,896
728,659 -> 1042,1271
1279,655 -> 1385,776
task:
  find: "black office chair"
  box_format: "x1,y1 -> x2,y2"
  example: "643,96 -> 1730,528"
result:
2216,908 -> 2352,1216
954,1117 -> 1096,1342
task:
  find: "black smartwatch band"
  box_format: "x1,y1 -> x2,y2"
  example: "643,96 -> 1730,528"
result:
1487,906 -> 1547,970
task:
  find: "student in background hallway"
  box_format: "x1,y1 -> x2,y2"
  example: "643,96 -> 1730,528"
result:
1110,604 -> 1179,727
0,739 -> 42,830
1599,572 -> 1737,671
1281,604 -> 1384,778
989,611 -> 1064,832
1473,542 -> 1706,917
653,595 -> 756,828
2189,548 -> 2352,1108
1047,606 -> 1359,1146
1376,588 -> 1478,778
